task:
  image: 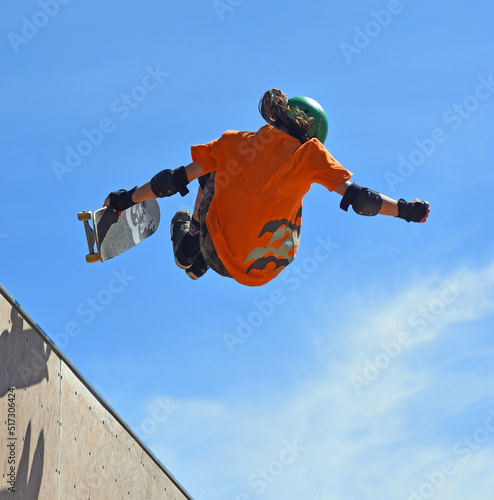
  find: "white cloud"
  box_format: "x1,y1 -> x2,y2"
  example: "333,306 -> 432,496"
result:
139,260 -> 494,500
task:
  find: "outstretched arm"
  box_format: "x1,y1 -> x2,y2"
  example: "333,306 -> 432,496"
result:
334,180 -> 430,223
104,161 -> 205,209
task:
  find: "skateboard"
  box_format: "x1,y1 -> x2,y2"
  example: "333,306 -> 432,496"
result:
77,200 -> 160,263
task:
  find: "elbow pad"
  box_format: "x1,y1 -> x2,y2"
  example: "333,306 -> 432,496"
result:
151,166 -> 190,198
340,183 -> 383,216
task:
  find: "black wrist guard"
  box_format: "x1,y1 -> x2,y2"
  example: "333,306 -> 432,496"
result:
151,166 -> 190,197
397,199 -> 427,222
108,187 -> 137,212
340,183 -> 383,216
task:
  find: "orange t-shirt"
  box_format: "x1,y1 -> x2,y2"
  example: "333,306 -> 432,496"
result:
191,125 -> 352,286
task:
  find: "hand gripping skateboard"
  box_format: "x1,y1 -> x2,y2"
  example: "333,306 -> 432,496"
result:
77,200 -> 160,263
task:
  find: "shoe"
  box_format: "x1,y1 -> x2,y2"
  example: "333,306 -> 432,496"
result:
186,253 -> 209,280
170,210 -> 195,269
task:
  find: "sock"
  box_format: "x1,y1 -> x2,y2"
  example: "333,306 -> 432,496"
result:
182,218 -> 201,257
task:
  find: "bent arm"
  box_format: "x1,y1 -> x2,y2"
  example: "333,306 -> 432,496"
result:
334,180 -> 430,223
105,161 -> 205,208
132,161 -> 205,203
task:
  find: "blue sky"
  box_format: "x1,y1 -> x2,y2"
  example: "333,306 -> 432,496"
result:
1,1 -> 494,498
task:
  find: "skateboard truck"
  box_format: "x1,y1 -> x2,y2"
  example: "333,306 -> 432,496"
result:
77,211 -> 101,263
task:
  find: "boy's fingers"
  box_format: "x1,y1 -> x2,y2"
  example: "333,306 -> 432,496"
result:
420,201 -> 430,223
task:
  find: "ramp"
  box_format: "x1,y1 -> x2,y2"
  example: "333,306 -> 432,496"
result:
0,284 -> 193,500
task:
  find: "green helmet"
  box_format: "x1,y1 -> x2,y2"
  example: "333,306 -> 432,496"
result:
288,96 -> 329,144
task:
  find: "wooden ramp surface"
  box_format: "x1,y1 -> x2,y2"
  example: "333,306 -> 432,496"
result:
0,283 -> 193,500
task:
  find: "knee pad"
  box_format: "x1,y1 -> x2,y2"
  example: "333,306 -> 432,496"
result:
340,183 -> 383,216
151,166 -> 190,197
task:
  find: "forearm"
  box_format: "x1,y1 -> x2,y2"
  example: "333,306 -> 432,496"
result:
132,182 -> 157,203
379,194 -> 399,217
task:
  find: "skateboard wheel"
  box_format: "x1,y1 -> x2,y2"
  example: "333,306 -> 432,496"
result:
85,253 -> 101,263
78,211 -> 92,221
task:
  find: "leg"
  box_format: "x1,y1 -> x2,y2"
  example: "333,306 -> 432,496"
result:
191,186 -> 203,225
175,184 -> 208,279
198,174 -> 231,278
170,175 -> 210,276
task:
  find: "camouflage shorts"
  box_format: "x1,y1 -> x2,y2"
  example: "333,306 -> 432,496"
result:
198,173 -> 232,279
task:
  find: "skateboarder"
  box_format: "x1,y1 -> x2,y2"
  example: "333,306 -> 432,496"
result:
106,88 -> 429,286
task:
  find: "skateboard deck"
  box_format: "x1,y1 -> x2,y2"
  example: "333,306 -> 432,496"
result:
78,200 -> 160,263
